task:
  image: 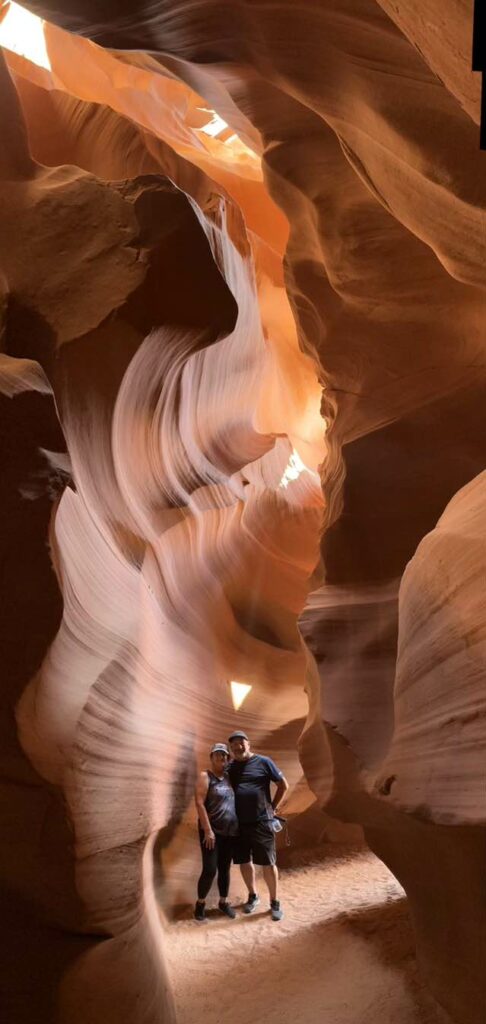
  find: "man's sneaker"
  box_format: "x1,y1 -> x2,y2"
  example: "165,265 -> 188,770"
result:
270,899 -> 283,921
218,900 -> 236,919
194,901 -> 207,922
242,892 -> 260,914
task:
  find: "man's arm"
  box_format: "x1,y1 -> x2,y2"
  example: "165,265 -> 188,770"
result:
194,772 -> 215,848
271,775 -> 289,814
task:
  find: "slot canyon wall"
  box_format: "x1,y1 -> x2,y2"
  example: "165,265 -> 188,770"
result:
0,2 -> 485,1024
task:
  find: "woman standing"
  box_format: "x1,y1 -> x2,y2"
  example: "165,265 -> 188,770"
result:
194,743 -> 239,921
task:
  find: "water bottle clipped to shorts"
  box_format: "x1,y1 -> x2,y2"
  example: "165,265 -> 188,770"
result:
270,815 -> 291,845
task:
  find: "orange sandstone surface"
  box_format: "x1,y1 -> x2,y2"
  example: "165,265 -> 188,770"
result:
0,3 -> 485,1023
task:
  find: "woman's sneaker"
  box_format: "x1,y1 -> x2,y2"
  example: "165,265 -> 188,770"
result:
270,899 -> 283,921
218,900 -> 236,919
242,892 -> 260,914
194,901 -> 207,922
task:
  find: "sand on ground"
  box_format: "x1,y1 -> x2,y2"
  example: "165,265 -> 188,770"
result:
164,846 -> 450,1024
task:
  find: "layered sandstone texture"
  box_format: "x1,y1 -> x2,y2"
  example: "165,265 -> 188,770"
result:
0,3 -> 485,1024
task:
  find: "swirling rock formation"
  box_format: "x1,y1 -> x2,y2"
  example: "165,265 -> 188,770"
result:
1,2 -> 485,1023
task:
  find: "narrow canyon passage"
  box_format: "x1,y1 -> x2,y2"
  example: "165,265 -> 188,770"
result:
164,847 -> 449,1024
1,4 -> 485,1023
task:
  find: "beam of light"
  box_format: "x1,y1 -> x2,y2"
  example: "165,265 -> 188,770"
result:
0,1 -> 51,70
230,681 -> 252,711
279,448 -> 308,489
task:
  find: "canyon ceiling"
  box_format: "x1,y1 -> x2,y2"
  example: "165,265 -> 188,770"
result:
0,2 -> 485,1024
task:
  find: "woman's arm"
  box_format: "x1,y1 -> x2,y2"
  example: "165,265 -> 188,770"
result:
194,772 -> 215,848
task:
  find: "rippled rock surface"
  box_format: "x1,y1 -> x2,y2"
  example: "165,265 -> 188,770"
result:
1,3 -> 485,1022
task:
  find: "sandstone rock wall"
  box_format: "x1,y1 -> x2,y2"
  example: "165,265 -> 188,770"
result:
1,3 -> 485,1023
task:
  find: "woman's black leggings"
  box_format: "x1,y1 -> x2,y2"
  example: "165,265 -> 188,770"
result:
197,830 -> 233,900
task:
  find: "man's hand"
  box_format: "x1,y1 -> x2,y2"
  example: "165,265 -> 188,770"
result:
204,828 -> 216,849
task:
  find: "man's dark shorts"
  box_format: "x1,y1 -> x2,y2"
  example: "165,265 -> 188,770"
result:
232,819 -> 276,866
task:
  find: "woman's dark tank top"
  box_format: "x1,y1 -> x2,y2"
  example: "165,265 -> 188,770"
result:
204,771 -> 239,836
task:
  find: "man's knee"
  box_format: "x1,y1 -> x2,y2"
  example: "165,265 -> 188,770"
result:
239,861 -> 255,880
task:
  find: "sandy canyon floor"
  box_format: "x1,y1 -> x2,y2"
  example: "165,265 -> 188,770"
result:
165,846 -> 451,1024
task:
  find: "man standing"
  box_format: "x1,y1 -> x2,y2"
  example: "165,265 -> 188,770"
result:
227,730 -> 289,921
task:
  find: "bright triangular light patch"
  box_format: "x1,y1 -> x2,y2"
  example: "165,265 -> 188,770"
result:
230,681 -> 252,711
0,3 -> 51,70
279,448 -> 307,489
197,109 -> 228,138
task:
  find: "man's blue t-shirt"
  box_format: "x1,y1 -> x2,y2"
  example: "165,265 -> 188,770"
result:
228,754 -> 283,824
